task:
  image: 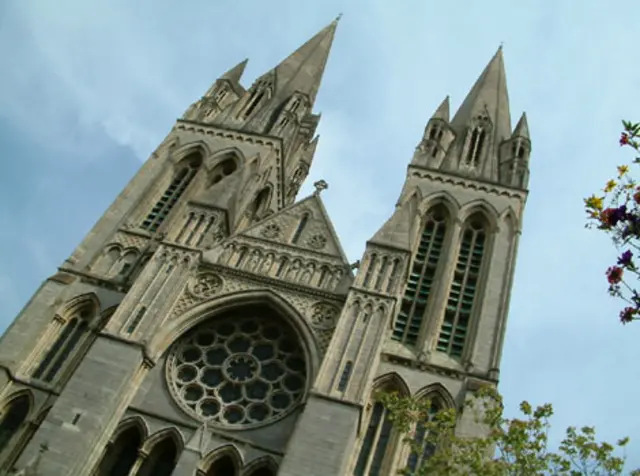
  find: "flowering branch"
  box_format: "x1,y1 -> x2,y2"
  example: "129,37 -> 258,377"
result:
585,120 -> 640,323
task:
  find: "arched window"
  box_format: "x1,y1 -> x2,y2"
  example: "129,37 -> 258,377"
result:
337,361 -> 353,392
205,455 -> 238,476
95,247 -> 121,276
249,187 -> 272,223
129,253 -> 152,283
362,253 -> 377,288
406,401 -> 440,472
437,215 -> 487,358
141,154 -> 201,232
95,425 -> 143,476
464,127 -> 486,167
116,251 -> 138,278
126,306 -> 147,335
215,87 -> 227,103
353,401 -> 395,476
386,259 -> 400,294
243,88 -> 266,119
289,96 -> 301,113
32,306 -> 93,383
374,256 -> 388,291
291,213 -> 309,244
136,436 -> 179,476
196,216 -> 217,247
210,156 -> 238,186
393,207 -> 448,346
0,395 -> 30,453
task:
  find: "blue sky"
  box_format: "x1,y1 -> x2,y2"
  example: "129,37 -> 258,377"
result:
2,0 -> 640,467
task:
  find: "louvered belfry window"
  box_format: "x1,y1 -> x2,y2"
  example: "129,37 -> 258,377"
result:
437,216 -> 486,358
141,154 -> 201,232
392,207 -> 448,346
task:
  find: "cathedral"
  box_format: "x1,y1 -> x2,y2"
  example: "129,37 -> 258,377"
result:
0,16 -> 530,476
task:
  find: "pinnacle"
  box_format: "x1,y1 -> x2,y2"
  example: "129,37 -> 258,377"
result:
513,112 -> 530,139
432,96 -> 450,121
220,58 -> 248,83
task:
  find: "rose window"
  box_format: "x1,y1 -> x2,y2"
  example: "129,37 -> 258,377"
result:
166,306 -> 307,429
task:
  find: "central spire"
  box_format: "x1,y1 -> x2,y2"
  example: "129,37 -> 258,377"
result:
271,17 -> 339,104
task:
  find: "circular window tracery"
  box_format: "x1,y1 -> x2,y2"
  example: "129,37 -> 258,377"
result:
166,306 -> 307,429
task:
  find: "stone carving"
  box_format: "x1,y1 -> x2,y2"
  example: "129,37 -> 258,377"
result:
188,273 -> 223,299
111,231 -> 148,251
261,223 -> 281,239
300,263 -> 315,285
261,253 -> 275,274
310,302 -> 340,330
315,328 -> 334,354
210,229 -> 226,245
286,260 -> 302,281
313,179 -> 328,195
247,249 -> 261,271
306,234 -> 327,250
165,309 -> 307,429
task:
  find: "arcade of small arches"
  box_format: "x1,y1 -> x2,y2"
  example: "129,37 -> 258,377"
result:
92,420 -> 278,476
92,244 -> 150,282
0,393 -> 277,475
350,374 -> 456,476
219,241 -> 345,292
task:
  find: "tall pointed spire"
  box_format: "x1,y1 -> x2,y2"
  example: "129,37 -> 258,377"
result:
271,18 -> 339,103
451,46 -> 512,147
221,58 -> 248,83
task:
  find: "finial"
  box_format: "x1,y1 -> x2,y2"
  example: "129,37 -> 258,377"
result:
335,13 -> 343,22
313,179 -> 329,195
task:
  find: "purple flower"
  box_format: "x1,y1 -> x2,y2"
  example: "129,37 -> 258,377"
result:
617,250 -> 633,267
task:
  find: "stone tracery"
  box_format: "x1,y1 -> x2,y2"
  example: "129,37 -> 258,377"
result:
166,305 -> 307,429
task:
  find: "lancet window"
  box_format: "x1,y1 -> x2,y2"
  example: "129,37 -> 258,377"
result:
437,215 -> 487,358
141,154 -> 201,232
353,401 -> 396,476
32,303 -> 95,383
464,127 -> 486,167
392,207 -> 448,346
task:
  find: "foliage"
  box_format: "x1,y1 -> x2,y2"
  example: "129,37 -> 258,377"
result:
381,386 -> 638,475
585,121 -> 640,324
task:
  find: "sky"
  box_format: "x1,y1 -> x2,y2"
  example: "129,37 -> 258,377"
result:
2,0 -> 640,468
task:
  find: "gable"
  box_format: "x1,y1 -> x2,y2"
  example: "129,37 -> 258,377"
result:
241,194 -> 349,264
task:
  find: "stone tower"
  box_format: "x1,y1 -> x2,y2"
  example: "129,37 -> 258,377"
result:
0,17 -> 530,476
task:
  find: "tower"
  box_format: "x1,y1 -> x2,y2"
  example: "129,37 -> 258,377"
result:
0,18 -> 530,476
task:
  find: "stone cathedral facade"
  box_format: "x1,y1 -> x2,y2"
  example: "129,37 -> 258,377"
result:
0,17 -> 531,476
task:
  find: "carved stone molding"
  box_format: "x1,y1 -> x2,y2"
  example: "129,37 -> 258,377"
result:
261,223 -> 281,239
309,302 -> 340,330
188,273 -> 224,300
306,234 -> 327,250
